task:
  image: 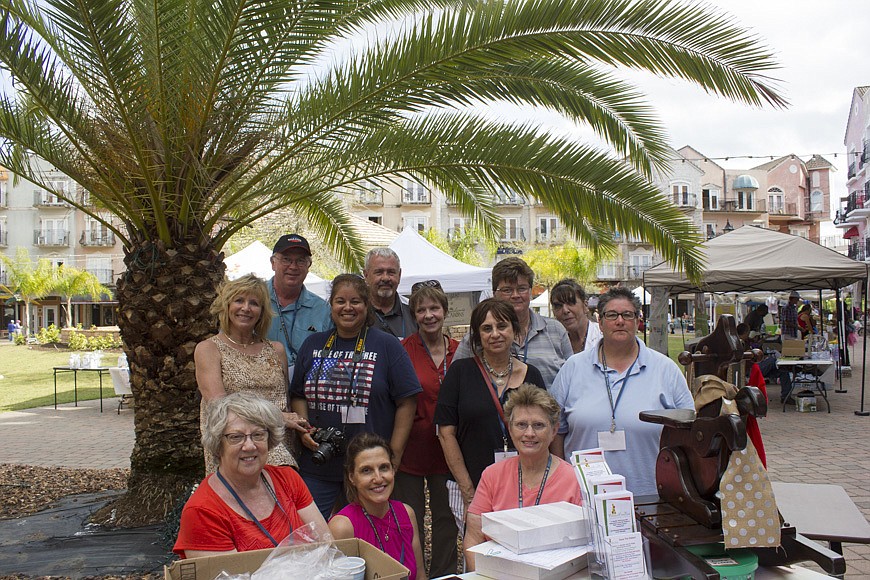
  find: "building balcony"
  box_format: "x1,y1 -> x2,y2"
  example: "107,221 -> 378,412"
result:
33,229 -> 69,246
499,228 -> 526,243
32,192 -> 70,207
534,228 -> 567,244
848,162 -> 857,179
495,194 -> 525,206
356,191 -> 383,206
767,201 -> 798,217
401,194 -> 430,205
671,192 -> 698,209
626,265 -> 651,280
847,240 -> 866,261
703,199 -> 766,213
80,231 -> 116,247
87,268 -> 115,285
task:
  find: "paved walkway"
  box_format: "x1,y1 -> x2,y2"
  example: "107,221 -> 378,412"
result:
1,342 -> 869,576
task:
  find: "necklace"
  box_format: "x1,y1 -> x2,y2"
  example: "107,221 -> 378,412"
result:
223,332 -> 258,349
482,355 -> 513,387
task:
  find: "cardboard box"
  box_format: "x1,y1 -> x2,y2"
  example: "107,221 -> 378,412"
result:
470,540 -> 589,580
163,538 -> 409,580
781,339 -> 807,358
482,502 -> 590,555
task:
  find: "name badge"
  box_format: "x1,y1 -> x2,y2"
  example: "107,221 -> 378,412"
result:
287,364 -> 295,380
341,405 -> 366,424
493,450 -> 518,463
598,430 -> 627,451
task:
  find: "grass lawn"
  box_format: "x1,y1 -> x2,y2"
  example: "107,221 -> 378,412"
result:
0,344 -> 121,413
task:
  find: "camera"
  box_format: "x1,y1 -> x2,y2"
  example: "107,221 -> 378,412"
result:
310,426 -> 346,465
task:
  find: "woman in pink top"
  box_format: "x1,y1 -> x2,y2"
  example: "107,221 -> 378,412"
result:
465,384 -> 582,570
329,433 -> 426,580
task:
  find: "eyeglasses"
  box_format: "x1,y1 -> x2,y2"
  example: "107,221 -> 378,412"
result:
601,310 -> 638,321
411,279 -> 443,293
496,286 -> 530,297
223,430 -> 269,446
511,421 -> 549,433
273,255 -> 310,267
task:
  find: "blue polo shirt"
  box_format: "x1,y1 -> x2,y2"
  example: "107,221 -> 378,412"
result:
266,279 -> 333,364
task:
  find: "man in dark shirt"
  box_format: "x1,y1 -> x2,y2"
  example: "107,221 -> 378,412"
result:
744,304 -> 768,334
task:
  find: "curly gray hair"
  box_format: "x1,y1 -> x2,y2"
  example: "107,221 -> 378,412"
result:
201,392 -> 285,465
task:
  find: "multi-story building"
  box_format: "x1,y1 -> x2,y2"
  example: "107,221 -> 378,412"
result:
0,157 -> 123,331
836,86 -> 870,261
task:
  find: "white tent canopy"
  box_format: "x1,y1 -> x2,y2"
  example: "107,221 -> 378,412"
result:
390,228 -> 492,294
643,226 -> 868,293
224,241 -> 329,297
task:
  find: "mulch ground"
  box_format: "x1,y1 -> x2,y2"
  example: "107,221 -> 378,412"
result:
0,464 -> 162,580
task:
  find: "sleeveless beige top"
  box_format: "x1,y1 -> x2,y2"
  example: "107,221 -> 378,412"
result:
201,336 -> 297,474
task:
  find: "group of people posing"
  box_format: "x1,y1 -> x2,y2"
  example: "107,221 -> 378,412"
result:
173,233 -> 693,579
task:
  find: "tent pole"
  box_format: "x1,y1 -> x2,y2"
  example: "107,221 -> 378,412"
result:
856,277 -> 869,416
835,288 -> 846,393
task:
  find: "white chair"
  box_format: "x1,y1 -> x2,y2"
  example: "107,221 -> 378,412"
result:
109,367 -> 132,414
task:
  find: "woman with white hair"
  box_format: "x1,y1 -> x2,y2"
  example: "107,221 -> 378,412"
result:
173,392 -> 328,558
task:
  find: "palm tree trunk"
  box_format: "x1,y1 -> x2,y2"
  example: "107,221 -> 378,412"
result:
93,237 -> 225,526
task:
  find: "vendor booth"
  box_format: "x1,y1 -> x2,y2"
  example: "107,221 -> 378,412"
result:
643,226 -> 870,415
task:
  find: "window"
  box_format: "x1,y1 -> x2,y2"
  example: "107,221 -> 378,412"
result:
38,218 -> 68,245
367,216 -> 382,225
496,186 -> 522,205
0,217 -> 6,246
629,254 -> 651,278
737,190 -> 755,210
704,223 -> 717,239
83,215 -> 112,245
402,179 -> 429,204
86,256 -> 114,285
403,215 -> 428,233
450,217 -> 470,239
702,188 -> 719,210
768,187 -> 784,213
502,217 -> 520,241
672,183 -> 691,206
810,190 -> 824,212
812,171 -> 820,188
538,217 -> 559,241
353,179 -> 383,204
0,181 -> 7,207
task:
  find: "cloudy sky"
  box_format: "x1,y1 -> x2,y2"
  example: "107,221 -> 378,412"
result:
629,0 -> 869,229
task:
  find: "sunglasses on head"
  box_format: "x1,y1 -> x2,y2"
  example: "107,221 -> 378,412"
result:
411,279 -> 443,293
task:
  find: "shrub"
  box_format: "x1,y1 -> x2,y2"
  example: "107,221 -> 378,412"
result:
67,329 -> 88,350
13,332 -> 26,345
36,324 -> 62,345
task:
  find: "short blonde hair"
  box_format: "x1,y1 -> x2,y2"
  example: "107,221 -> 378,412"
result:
201,392 -> 285,464
210,274 -> 273,339
504,383 -> 561,427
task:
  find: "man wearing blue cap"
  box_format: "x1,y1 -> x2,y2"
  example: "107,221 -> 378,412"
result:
267,234 -> 332,375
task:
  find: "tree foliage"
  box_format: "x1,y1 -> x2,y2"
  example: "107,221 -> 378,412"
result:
52,265 -> 113,328
0,247 -> 55,335
0,0 -> 786,522
524,244 -> 599,288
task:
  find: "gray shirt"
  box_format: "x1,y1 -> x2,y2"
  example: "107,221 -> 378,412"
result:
453,309 -> 572,388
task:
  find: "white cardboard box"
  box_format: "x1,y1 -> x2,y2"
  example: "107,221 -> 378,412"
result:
482,502 -> 590,555
470,540 -> 589,580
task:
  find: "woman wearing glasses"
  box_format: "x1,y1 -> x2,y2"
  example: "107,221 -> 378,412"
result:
392,280 -> 459,577
549,287 -> 693,496
195,274 -> 308,474
174,392 -> 329,558
464,384 -> 581,570
435,299 -> 545,538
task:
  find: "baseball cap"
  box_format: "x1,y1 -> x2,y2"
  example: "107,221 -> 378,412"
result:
272,234 -> 311,256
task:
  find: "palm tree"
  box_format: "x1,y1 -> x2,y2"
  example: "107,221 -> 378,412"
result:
0,0 -> 785,523
0,248 -> 56,336
52,266 -> 113,328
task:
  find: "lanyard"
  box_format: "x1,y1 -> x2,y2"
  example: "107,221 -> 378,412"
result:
216,470 -> 290,546
273,286 -> 298,363
312,328 -> 368,412
375,309 -> 405,339
473,355 -> 513,451
518,454 -> 552,508
361,503 -> 405,565
420,334 -> 448,384
600,345 -> 638,433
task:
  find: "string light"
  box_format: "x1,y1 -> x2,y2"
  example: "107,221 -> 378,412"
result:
677,151 -> 862,163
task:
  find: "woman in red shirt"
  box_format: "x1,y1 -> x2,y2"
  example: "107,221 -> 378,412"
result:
173,392 -> 328,558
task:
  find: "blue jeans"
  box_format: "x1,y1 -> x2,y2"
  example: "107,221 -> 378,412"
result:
300,473 -> 346,520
